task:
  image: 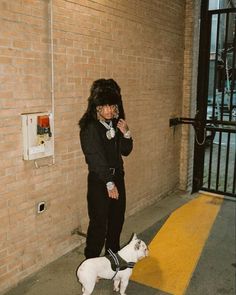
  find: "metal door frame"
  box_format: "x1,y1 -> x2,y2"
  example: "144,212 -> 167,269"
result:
192,0 -> 236,198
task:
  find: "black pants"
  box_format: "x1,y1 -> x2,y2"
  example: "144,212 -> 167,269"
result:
84,171 -> 126,259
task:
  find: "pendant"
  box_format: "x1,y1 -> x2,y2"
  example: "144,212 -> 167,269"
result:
106,127 -> 115,140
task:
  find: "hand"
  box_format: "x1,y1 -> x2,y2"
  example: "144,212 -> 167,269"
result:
107,185 -> 119,200
117,119 -> 129,135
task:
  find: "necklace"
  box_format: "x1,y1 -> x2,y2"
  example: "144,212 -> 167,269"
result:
99,120 -> 115,140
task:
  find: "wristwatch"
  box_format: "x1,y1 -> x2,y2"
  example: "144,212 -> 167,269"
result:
124,130 -> 131,139
106,181 -> 115,190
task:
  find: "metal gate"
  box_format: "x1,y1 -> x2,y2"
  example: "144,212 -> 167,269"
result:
193,1 -> 236,198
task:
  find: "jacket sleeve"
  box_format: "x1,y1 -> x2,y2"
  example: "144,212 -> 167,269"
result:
80,123 -> 114,183
120,136 -> 133,156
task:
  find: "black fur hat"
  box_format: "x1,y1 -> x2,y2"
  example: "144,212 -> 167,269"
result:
79,79 -> 125,129
89,78 -> 121,107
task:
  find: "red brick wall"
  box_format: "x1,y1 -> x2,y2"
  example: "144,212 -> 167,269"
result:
0,0 -> 190,292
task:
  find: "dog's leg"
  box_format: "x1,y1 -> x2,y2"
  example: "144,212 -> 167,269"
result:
81,285 -> 91,295
113,279 -> 120,292
80,279 -> 96,295
119,279 -> 129,295
81,286 -> 93,295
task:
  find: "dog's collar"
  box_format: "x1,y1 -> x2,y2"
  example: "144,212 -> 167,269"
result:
106,249 -> 136,275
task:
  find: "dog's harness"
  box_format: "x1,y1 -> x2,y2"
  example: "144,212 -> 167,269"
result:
106,249 -> 136,279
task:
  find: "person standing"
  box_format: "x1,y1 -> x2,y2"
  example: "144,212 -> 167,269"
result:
79,78 -> 133,259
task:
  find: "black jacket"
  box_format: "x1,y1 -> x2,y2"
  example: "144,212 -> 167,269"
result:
80,120 -> 133,183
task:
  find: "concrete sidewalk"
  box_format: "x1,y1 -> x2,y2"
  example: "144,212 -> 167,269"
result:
2,191 -> 235,295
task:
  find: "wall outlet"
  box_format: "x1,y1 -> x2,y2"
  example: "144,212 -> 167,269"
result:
37,201 -> 46,214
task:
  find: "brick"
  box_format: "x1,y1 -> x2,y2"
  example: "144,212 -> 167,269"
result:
13,40 -> 31,50
0,247 -> 7,259
0,215 -> 9,233
0,265 -> 8,277
0,56 -> 12,64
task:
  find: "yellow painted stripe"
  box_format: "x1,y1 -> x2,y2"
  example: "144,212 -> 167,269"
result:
131,194 -> 223,295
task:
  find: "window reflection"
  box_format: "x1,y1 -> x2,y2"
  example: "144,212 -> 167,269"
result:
209,0 -> 236,10
207,10 -> 236,122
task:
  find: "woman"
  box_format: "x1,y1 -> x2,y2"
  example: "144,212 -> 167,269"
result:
79,78 -> 133,258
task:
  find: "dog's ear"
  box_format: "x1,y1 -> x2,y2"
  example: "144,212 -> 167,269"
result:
134,239 -> 142,251
131,233 -> 138,241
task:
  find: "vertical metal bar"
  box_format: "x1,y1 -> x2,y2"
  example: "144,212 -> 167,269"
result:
212,13 -> 221,119
224,132 -> 231,192
216,131 -> 222,190
206,10 -> 215,190
208,135 -> 214,189
228,13 -> 236,121
233,142 -> 236,195
208,11 -> 219,191
220,12 -> 229,121
223,11 -> 235,194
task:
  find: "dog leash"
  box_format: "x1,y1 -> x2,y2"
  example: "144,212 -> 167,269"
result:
107,249 -> 135,280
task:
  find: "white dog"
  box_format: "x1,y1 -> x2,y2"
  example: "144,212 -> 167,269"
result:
76,233 -> 148,295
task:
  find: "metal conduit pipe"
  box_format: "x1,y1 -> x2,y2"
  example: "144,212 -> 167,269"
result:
50,0 -> 55,165
33,1 -> 55,169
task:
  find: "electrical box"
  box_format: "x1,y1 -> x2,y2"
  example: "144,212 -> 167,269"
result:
21,112 -> 54,160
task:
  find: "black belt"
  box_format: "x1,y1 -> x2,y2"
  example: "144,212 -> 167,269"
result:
109,167 -> 123,175
109,168 -> 116,175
